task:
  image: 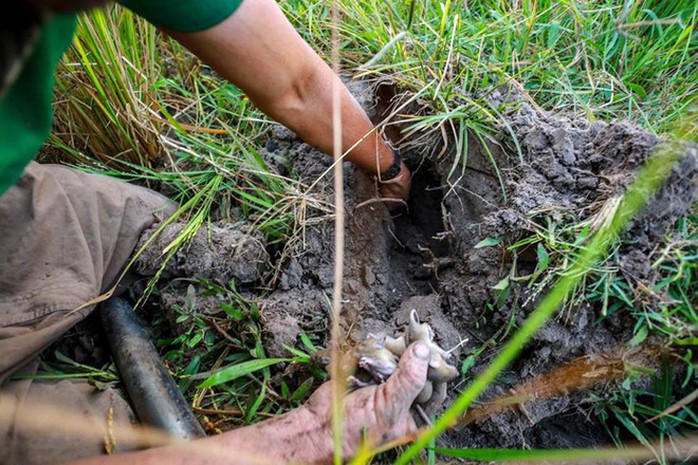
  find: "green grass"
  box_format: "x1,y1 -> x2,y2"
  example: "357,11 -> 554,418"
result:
284,0 -> 697,140
48,8 -> 299,243
42,1 -> 698,463
146,278 -> 326,426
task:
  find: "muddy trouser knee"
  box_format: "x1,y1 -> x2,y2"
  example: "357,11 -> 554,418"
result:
0,161 -> 174,465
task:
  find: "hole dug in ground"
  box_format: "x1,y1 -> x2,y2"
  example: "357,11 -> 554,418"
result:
388,161 -> 451,299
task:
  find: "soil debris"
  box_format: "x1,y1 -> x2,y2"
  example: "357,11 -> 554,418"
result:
136,221 -> 269,285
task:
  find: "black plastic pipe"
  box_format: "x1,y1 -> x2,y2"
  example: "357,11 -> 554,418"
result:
100,297 -> 205,440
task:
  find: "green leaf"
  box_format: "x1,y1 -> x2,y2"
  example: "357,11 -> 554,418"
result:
492,276 -> 510,291
282,344 -> 310,360
528,243 -> 551,286
492,276 -> 511,307
629,326 -> 649,347
184,284 -> 196,310
535,243 -> 549,275
612,407 -> 652,447
187,332 -> 203,348
220,302 -> 245,321
460,354 -> 477,375
300,333 -> 317,351
474,236 -> 502,249
183,356 -> 201,375
246,383 -> 266,423
547,21 -> 561,49
197,358 -> 290,389
290,377 -> 315,402
625,82 -> 647,99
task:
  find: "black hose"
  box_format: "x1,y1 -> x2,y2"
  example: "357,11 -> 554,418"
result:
100,297 -> 206,440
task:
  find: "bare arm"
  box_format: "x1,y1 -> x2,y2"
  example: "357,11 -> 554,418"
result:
167,0 -> 410,200
68,407 -> 327,465
66,343 -> 431,465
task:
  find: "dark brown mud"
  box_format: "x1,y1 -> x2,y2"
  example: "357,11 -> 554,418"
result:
135,221 -> 269,285
141,81 -> 697,450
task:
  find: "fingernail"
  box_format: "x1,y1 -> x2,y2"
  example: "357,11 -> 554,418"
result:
414,342 -> 430,360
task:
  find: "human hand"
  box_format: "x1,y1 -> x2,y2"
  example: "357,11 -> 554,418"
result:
378,161 -> 411,209
121,342 -> 434,465
301,341 -> 431,463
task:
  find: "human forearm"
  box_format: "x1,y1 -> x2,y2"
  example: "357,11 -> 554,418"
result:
259,61 -> 396,175
67,343 -> 431,465
211,406 -> 331,465
67,407 -> 330,465
168,0 -> 395,176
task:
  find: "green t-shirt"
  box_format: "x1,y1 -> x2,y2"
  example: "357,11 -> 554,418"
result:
0,0 -> 243,196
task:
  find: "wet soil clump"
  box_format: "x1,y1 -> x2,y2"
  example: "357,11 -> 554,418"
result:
135,221 -> 269,285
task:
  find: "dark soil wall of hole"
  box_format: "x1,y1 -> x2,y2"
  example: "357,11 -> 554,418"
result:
387,162 -> 449,300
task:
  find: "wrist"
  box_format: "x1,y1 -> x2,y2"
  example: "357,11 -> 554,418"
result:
346,135 -> 396,176
376,143 -> 397,173
219,406 -> 331,465
378,149 -> 403,183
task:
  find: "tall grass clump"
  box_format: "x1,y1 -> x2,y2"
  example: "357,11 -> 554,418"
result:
50,9 -> 164,167
284,0 -> 697,139
49,5 -> 301,241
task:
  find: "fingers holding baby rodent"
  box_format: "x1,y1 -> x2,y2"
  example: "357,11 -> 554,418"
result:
378,342 -> 430,420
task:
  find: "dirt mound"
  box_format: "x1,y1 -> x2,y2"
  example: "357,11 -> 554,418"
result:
143,81 -> 696,450
254,82 -> 696,449
136,221 -> 269,285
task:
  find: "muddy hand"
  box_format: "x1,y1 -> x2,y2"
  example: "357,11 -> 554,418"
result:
379,161 -> 411,209
303,342 -> 430,460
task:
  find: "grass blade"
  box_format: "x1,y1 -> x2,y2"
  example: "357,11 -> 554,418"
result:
197,358 -> 291,389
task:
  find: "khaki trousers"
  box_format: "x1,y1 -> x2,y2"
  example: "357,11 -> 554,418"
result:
0,162 -> 173,464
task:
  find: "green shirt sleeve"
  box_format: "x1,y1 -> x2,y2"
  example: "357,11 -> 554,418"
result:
119,0 -> 244,33
0,14 -> 77,196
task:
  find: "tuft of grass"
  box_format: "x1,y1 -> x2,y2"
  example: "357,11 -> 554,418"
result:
49,9 -> 164,167
49,5 -> 299,241
149,279 -> 326,427
595,356 -> 698,465
283,0 -> 697,144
